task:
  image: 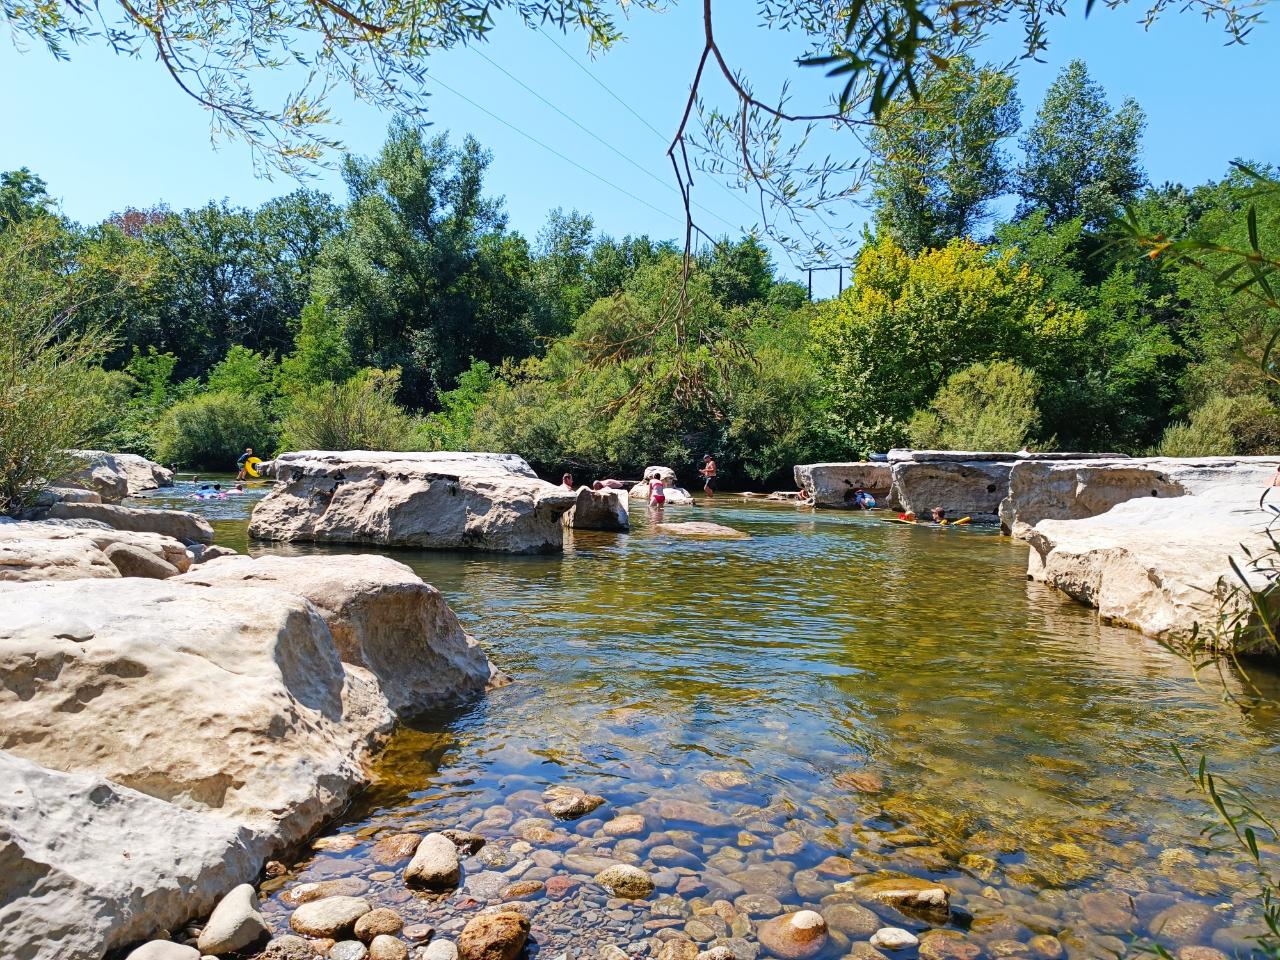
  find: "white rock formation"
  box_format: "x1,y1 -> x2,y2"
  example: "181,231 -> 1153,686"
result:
66,450 -> 174,503
564,487 -> 629,532
48,501 -> 215,544
793,462 -> 892,508
174,554 -> 497,713
643,466 -> 678,486
0,556 -> 498,959
248,451 -> 578,554
1025,483 -> 1276,648
1002,455 -> 1280,536
0,750 -> 258,960
891,458 -> 1015,521
0,520 -> 192,581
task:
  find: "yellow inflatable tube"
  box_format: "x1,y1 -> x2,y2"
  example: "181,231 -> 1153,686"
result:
244,456 -> 264,478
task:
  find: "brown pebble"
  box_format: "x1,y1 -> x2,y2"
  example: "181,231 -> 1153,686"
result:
355,909 -> 405,943
369,834 -> 422,866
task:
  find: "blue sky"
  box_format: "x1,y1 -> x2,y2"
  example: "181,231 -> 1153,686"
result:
1,3 -> 1275,294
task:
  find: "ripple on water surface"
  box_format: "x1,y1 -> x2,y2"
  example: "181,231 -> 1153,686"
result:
167,491 -> 1280,959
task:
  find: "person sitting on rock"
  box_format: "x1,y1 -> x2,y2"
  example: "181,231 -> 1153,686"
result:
855,489 -> 877,509
562,472 -> 575,490
592,479 -> 627,490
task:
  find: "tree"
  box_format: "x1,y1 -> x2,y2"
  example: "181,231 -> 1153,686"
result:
0,168 -> 54,226
315,121 -> 535,406
869,60 -> 1021,252
810,233 -> 1087,454
280,369 -> 422,451
1016,60 -> 1146,228
0,217 -> 146,511
908,360 -> 1040,450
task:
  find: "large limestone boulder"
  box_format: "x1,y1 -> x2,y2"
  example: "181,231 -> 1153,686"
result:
65,450 -> 174,503
1002,456 -> 1280,536
174,554 -> 497,713
248,451 -> 577,554
0,750 -> 259,960
890,459 -> 1014,521
793,462 -> 892,508
1025,484 -> 1275,648
0,520 -> 192,581
48,501 -> 215,544
564,487 -> 629,531
0,577 -> 395,843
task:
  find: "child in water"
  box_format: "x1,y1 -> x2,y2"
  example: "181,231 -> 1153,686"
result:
649,477 -> 666,507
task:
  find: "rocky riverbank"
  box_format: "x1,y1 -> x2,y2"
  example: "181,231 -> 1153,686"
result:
0,453 -> 500,960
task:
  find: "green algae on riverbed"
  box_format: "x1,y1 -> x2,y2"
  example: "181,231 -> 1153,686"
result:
148,489 -> 1280,959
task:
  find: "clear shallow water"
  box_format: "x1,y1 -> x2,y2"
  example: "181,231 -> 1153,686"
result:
146,486 -> 1280,959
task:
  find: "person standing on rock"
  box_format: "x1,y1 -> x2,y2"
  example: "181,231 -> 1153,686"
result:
562,472 -> 575,490
699,455 -> 717,498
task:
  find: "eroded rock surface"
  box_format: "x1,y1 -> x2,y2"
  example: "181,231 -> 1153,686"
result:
48,501 -> 214,544
793,462 -> 893,508
174,553 -> 496,713
565,487 -> 629,531
0,751 -> 257,960
249,451 -> 577,554
0,520 -> 191,581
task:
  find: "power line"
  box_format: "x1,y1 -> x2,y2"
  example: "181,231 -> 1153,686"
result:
537,27 -> 762,223
470,46 -> 742,235
539,28 -> 670,144
424,73 -> 684,227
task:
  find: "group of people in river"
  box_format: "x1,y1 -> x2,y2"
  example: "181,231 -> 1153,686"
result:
561,455 -> 720,509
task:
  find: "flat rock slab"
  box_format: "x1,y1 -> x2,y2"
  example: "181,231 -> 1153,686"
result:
48,501 -> 214,544
249,451 -> 577,554
656,522 -> 750,540
1026,483 -> 1274,648
0,520 -> 191,582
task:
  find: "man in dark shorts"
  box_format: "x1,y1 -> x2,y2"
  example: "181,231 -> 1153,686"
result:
235,447 -> 253,480
699,454 -> 717,498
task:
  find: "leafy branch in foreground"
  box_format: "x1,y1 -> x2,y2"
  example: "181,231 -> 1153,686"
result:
1,0 -> 652,176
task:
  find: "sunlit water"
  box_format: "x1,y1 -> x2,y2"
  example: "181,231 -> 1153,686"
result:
144,479 -> 1280,960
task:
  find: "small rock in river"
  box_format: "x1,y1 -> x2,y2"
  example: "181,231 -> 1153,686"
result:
1148,902 -> 1220,945
424,941 -> 459,960
870,928 -> 919,950
125,942 -> 199,960
404,833 -> 461,889
289,896 -> 371,939
603,814 -> 647,837
280,877 -> 371,906
368,934 -> 410,960
355,908 -> 405,942
733,894 -> 783,918
698,771 -> 751,791
658,800 -> 732,827
1028,936 -> 1064,960
457,911 -> 530,960
501,880 -> 545,900
596,864 -> 657,899
259,935 -> 317,960
756,911 -> 829,960
442,829 -> 487,854
197,883 -> 268,955
543,785 -> 606,820
330,941 -> 368,960
402,924 -> 434,943
370,833 -> 423,866
820,902 -> 880,937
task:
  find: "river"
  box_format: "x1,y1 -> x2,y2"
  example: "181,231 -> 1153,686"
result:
139,480 -> 1280,960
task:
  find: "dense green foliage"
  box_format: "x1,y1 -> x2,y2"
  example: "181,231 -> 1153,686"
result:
2,58 -> 1277,502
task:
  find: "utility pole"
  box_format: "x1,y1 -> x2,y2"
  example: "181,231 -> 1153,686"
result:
804,264 -> 847,301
